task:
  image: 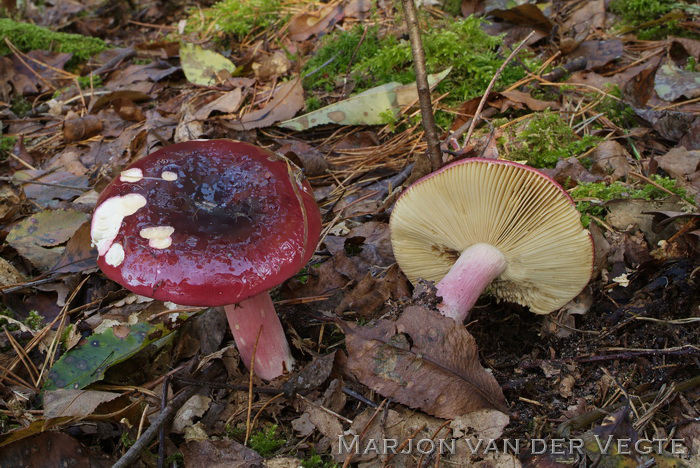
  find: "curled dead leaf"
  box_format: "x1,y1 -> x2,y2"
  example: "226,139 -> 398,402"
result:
340,305 -> 508,419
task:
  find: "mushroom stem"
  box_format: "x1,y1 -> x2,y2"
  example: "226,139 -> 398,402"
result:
437,243 -> 507,322
224,293 -> 294,381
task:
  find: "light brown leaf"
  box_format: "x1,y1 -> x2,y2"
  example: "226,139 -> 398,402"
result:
6,210 -> 88,271
655,147 -> 700,181
227,78 -> 303,131
589,140 -> 631,182
43,389 -> 121,419
181,439 -> 263,468
288,4 -> 344,41
192,88 -> 243,120
340,305 -> 508,418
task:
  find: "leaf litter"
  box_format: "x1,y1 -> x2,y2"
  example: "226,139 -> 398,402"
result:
0,0 -> 699,467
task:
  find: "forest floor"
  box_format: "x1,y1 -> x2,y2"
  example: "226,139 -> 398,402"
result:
0,0 -> 699,467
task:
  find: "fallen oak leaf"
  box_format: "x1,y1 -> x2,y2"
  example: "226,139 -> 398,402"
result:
339,305 -> 508,418
226,78 -> 303,131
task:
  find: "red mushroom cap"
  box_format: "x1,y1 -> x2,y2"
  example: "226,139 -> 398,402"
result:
91,140 -> 321,306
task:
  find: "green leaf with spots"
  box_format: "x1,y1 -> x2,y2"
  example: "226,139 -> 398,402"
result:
44,322 -> 170,391
278,68 -> 451,131
654,64 -> 700,102
180,42 -> 239,86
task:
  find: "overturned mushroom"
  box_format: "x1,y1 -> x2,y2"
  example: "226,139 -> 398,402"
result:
91,140 -> 321,380
390,158 -> 593,322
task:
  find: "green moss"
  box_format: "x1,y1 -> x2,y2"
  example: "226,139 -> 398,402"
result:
302,451 -> 339,468
303,25 -> 387,93
249,424 -> 285,456
304,95 -> 322,112
441,0 -> 462,17
0,136 -> 16,156
11,95 -> 32,117
303,17 -> 539,129
0,19 -> 107,61
609,0 -> 698,40
185,0 -> 284,39
594,85 -> 636,129
76,74 -> 103,89
24,310 -> 43,331
0,309 -> 18,332
501,111 -> 601,168
571,177 -> 692,227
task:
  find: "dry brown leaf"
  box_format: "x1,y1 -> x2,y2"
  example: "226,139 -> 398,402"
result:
589,140 -> 631,182
227,78 -> 303,131
192,88 -> 243,120
0,257 -> 24,287
540,157 -> 602,187
52,222 -> 98,274
655,147 -> 700,181
6,209 -> 88,271
252,51 -> 291,81
288,4 -> 344,41
0,432 -> 112,467
43,389 -> 121,419
340,305 -> 508,418
172,394 -> 211,433
568,40 -> 624,69
13,169 -> 89,206
276,139 -> 329,176
181,439 -> 263,468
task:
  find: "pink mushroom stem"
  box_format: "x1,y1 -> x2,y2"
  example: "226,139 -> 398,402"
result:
436,243 -> 507,322
224,293 -> 294,381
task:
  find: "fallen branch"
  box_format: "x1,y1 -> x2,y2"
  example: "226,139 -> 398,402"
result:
113,365 -> 222,468
400,0 -> 442,175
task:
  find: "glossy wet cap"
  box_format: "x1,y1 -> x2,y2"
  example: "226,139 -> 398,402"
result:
390,158 -> 594,314
91,140 -> 322,306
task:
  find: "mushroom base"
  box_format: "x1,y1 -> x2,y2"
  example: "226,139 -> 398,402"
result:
437,243 -> 507,322
224,293 -> 294,381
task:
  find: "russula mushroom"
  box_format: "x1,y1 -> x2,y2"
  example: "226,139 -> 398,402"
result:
90,140 -> 321,380
390,158 -> 593,322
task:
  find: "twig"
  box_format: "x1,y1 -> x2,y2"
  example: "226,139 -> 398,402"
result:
157,375 -> 169,468
92,48 -> 136,76
448,31 -> 536,151
400,0 -> 441,172
113,365 -> 221,468
250,393 -> 285,434
557,374 -> 700,437
244,326 -> 264,445
341,25 -> 368,99
0,176 -> 90,192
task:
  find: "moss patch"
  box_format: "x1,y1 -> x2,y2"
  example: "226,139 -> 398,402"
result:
303,17 -> 539,129
500,111 -> 601,168
571,177 -> 691,227
185,0 -> 284,40
0,18 -> 107,61
609,0 -> 699,40
249,424 -> 286,456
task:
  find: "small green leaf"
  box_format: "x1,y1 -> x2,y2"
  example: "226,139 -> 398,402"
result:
180,42 -> 238,86
279,68 -> 451,131
44,322 -> 171,391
